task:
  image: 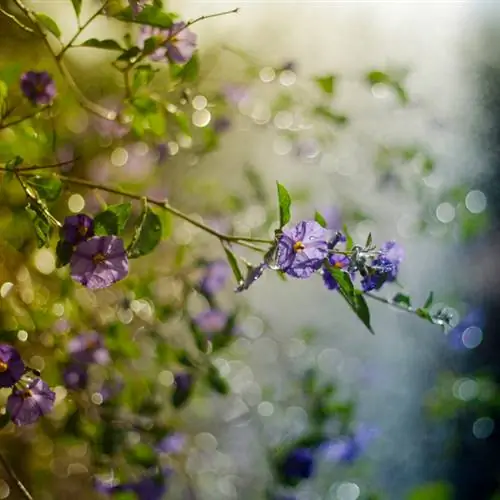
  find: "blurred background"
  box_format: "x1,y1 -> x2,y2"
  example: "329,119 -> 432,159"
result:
0,0 -> 498,499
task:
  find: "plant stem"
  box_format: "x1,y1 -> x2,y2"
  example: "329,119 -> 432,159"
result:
0,7 -> 34,33
0,106 -> 49,130
0,452 -> 33,500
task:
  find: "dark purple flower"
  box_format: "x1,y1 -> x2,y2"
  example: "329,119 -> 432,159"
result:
68,331 -> 109,365
96,470 -> 170,500
213,116 -> 231,133
321,426 -> 376,464
62,214 -> 95,245
280,447 -> 315,481
156,432 -> 186,454
20,71 -> 56,106
0,345 -> 24,388
7,378 -> 55,426
199,260 -> 230,295
323,254 -> 350,290
70,236 -> 129,289
277,221 -> 328,279
193,309 -> 228,335
63,363 -> 88,390
172,372 -> 194,407
99,378 -> 124,402
361,240 -> 404,292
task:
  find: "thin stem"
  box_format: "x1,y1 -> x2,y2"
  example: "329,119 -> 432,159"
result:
0,7 -> 34,33
186,8 -> 239,29
0,106 -> 49,130
0,452 -> 33,500
57,2 -> 109,59
15,159 -> 76,172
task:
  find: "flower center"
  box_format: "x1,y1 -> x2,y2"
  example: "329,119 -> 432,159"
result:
85,338 -> 99,350
35,83 -> 45,94
21,390 -> 32,400
334,261 -> 344,269
0,361 -> 7,373
293,241 -> 305,252
92,253 -> 106,265
78,225 -> 88,237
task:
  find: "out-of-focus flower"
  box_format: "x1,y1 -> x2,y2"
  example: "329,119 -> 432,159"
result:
222,84 -> 249,106
277,221 -> 328,278
193,309 -> 229,335
172,372 -> 194,407
20,71 -> 56,105
199,260 -> 230,295
139,22 -> 197,64
156,432 -> 186,454
321,425 -> 377,464
92,98 -> 130,138
99,378 -> 124,402
62,214 -> 95,245
0,345 -> 24,388
70,235 -> 129,289
280,447 -> 315,482
63,363 -> 88,390
7,378 -> 55,426
213,116 -> 232,133
67,331 -> 110,365
156,143 -> 170,164
317,206 -> 342,231
56,144 -> 75,172
129,0 -> 147,15
361,241 -> 404,292
96,469 -> 170,500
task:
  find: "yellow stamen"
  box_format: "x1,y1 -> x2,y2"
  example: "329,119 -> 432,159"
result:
334,261 -> 344,269
21,390 -> 32,399
293,241 -> 305,252
92,253 -> 106,265
78,225 -> 88,237
0,361 -> 7,373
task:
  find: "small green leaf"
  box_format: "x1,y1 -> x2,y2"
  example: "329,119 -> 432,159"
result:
342,224 -> 354,251
55,239 -> 74,267
26,175 -> 62,202
366,70 -> 391,86
35,13 -> 61,38
127,200 -> 162,258
313,105 -> 348,126
314,211 -> 327,228
365,232 -> 373,248
0,412 -> 10,429
423,291 -> 434,309
70,0 -> 82,17
393,293 -> 411,308
407,482 -> 452,500
116,46 -> 141,63
416,308 -> 433,322
314,74 -> 336,95
206,365 -> 230,395
25,206 -> 53,248
6,156 -> 23,171
328,266 -> 374,334
223,246 -> 243,285
171,54 -> 199,83
132,64 -> 157,92
423,156 -> 435,175
0,80 -> 8,110
276,182 -> 292,228
79,38 -> 123,50
112,6 -> 175,29
94,203 -> 132,236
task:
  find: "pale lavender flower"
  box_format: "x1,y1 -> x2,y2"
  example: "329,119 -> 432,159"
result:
67,331 -> 110,365
156,432 -> 186,454
199,260 -> 230,295
193,309 -> 228,335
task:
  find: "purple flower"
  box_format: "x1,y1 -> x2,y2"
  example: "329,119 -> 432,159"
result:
96,470 -> 170,500
68,331 -> 110,365
317,206 -> 342,231
92,98 -> 130,138
156,143 -> 170,164
323,254 -> 350,290
321,425 -> 376,464
20,71 -> 56,106
222,84 -> 249,106
172,372 -> 194,408
70,236 -> 129,289
156,432 -> 186,454
277,221 -> 328,279
7,378 -> 55,426
199,260 -> 230,295
213,116 -> 231,133
193,309 -> 228,335
280,447 -> 315,482
62,214 -> 94,245
0,345 -> 24,388
99,378 -> 124,403
63,363 -> 88,390
361,241 -> 404,292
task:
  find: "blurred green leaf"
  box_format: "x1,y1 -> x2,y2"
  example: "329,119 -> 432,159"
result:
423,291 -> 434,309
0,412 -> 10,429
314,211 -> 327,228
276,182 -> 292,228
393,293 -> 411,308
223,246 -> 243,285
55,239 -> 73,267
207,365 -> 230,395
132,64 -> 157,92
116,46 -> 141,63
416,308 -> 433,322
79,38 -> 123,50
112,6 -> 174,29
127,200 -> 162,258
126,443 -> 157,468
35,13 -> 61,38
26,175 -> 62,202
70,0 -> 82,17
314,74 -> 336,95
25,205 -> 53,247
313,105 -> 348,126
171,54 -> 200,83
407,482 -> 453,500
244,165 -> 268,203
366,70 -> 409,105
94,203 -> 132,236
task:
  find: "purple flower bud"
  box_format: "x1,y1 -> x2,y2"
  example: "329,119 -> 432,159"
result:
68,331 -> 110,365
0,344 -> 24,388
20,71 -> 56,106
172,372 -> 194,407
193,309 -> 229,335
277,221 -> 329,278
280,447 -> 315,481
199,260 -> 230,295
322,254 -> 350,291
70,235 -> 129,289
7,378 -> 55,426
62,214 -> 95,245
63,363 -> 88,390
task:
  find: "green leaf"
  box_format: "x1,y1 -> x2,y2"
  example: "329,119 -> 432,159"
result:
70,0 -> 82,17
55,239 -> 74,267
393,293 -> 411,308
0,80 -> 7,111
6,156 -> 23,171
423,291 -> 434,309
416,308 -> 433,322
407,482 -> 452,500
313,105 -> 348,126
79,38 -> 123,51
276,182 -> 292,228
26,175 -> 62,202
132,64 -> 157,92
171,54 -> 199,83
127,200 -> 162,258
342,223 -> 354,251
25,206 -> 53,248
314,74 -> 336,95
314,211 -> 327,228
35,13 -> 61,38
328,266 -> 374,334
126,443 -> 157,468
366,70 -> 391,86
0,412 -> 10,429
223,246 -> 243,285
116,46 -> 141,63
206,365 -> 230,395
94,203 -> 132,236
365,232 -> 373,248
112,6 -> 175,29
423,156 -> 435,175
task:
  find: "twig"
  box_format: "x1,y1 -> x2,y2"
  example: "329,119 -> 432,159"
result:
0,7 -> 34,34
0,451 -> 33,500
0,107 -> 49,131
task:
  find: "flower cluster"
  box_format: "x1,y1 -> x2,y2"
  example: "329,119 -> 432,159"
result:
0,344 -> 55,426
59,214 -> 129,289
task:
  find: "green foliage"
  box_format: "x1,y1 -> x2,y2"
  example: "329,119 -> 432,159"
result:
55,239 -> 73,267
35,13 -> 62,38
276,182 -> 292,228
407,482 -> 453,500
127,200 -> 162,258
70,0 -> 82,18
393,293 -> 411,308
223,246 -> 243,285
25,205 -> 53,248
313,105 -> 348,126
171,54 -> 200,83
94,203 -> 132,236
25,175 -> 63,202
314,210 -> 327,228
112,5 -> 175,29
366,69 -> 409,105
79,38 -> 123,51
314,74 -> 336,95
206,365 -> 230,395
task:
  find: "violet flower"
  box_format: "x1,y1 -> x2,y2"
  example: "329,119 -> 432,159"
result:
20,71 -> 56,106
63,363 -> 88,391
199,260 -> 230,295
67,331 -> 110,365
0,344 -> 24,388
193,309 -> 229,336
61,214 -> 94,245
